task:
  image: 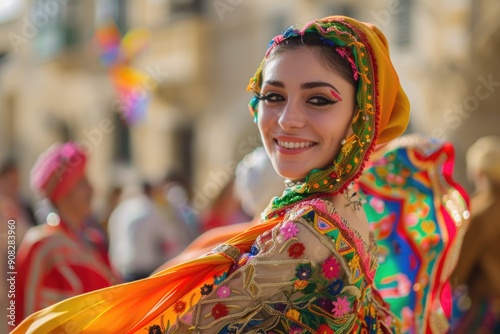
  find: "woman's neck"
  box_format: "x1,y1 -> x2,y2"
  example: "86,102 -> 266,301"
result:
326,192 -> 371,245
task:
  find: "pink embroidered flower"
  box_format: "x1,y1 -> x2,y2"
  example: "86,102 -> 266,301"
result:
289,327 -> 303,334
211,302 -> 229,319
173,300 -> 186,314
288,242 -> 305,258
317,324 -> 334,334
331,296 -> 351,317
280,221 -> 299,240
322,256 -> 341,280
217,285 -> 231,298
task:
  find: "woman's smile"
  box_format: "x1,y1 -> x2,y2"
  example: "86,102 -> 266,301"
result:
274,136 -> 317,154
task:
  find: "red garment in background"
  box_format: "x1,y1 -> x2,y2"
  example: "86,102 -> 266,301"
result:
14,220 -> 120,327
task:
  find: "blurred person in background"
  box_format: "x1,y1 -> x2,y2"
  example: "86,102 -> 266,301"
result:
160,171 -> 199,241
13,142 -> 120,328
199,177 -> 252,232
199,146 -> 283,232
0,156 -> 37,332
155,146 -> 285,269
0,155 -> 37,243
452,135 -> 500,333
98,185 -> 122,238
234,146 -> 285,218
108,180 -> 191,281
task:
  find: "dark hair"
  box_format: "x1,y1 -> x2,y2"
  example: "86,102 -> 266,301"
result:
266,33 -> 357,88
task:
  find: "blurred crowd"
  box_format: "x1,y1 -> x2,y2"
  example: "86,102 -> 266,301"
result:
0,141 -> 285,329
2,135 -> 500,332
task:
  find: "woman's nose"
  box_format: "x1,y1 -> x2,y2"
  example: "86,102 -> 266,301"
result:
277,100 -> 305,129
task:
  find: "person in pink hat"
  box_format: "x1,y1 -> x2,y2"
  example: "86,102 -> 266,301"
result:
11,142 -> 120,329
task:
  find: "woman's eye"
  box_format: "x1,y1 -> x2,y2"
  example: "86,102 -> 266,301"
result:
256,92 -> 285,103
308,96 -> 338,106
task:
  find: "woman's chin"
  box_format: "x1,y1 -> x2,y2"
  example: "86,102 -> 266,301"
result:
276,170 -> 308,182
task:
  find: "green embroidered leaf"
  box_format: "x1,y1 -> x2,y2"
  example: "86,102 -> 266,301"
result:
303,282 -> 317,294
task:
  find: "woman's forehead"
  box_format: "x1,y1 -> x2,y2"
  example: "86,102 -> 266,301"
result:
261,49 -> 349,88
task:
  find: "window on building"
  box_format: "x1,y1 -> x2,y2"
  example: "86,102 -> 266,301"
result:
95,0 -> 127,35
33,0 -> 65,59
394,0 -> 412,47
33,0 -> 89,58
324,4 -> 356,19
112,112 -> 131,163
62,0 -> 80,47
57,119 -> 72,142
169,0 -> 204,18
173,124 -> 194,185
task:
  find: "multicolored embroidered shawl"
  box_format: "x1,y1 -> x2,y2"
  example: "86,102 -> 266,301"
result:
358,134 -> 470,333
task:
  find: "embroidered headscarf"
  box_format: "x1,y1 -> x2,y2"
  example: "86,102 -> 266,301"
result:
247,16 -> 410,217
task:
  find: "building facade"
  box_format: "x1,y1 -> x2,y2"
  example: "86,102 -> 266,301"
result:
0,0 -> 499,213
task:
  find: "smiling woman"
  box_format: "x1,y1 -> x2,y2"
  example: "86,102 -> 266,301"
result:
13,16 -> 425,334
256,47 -> 356,181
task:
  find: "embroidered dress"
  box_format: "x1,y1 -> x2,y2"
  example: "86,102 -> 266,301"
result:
165,198 -> 398,333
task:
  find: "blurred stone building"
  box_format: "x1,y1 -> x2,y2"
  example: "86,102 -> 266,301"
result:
0,0 -> 499,215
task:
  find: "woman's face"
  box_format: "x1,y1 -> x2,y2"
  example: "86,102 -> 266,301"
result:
258,48 -> 356,181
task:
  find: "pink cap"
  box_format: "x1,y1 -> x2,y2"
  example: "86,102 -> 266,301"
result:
30,142 -> 87,203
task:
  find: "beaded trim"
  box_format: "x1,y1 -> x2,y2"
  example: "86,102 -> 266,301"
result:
211,244 -> 243,263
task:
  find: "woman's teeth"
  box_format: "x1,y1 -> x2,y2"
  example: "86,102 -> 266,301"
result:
277,140 -> 314,149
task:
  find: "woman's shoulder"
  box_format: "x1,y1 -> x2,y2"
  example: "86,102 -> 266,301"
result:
278,197 -> 378,282
285,197 -> 373,248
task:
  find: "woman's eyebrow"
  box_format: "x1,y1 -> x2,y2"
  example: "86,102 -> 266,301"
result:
263,80 -> 285,88
301,81 -> 340,94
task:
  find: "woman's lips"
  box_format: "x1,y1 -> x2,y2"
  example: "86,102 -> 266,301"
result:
274,138 -> 316,154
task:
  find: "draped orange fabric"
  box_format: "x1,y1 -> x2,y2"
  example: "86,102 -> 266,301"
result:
13,218 -> 280,333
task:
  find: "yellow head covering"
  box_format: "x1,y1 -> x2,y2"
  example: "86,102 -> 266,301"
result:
247,16 -> 410,215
